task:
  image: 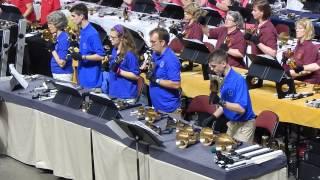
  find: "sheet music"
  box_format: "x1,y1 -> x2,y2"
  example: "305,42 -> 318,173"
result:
122,119 -> 161,137
184,38 -> 204,44
257,54 -> 275,61
9,64 -> 28,89
90,92 -> 111,100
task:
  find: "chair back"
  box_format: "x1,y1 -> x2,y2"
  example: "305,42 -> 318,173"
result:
255,110 -> 279,138
275,24 -> 290,35
186,95 -> 216,114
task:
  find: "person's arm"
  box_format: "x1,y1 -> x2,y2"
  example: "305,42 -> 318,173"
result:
118,70 -> 139,80
118,52 -> 140,81
227,48 -> 244,58
82,54 -> 104,61
52,51 -> 66,67
23,2 -> 34,18
157,79 -> 181,89
256,43 -> 277,57
84,34 -> 105,61
222,101 -> 245,114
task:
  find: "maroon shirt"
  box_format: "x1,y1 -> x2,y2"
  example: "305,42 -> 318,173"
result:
208,26 -> 246,68
293,40 -> 320,84
169,22 -> 203,53
251,20 -> 277,56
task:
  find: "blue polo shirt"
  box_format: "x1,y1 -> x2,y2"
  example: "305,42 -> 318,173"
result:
221,68 -> 255,122
149,47 -> 181,113
108,48 -> 140,99
78,23 -> 105,88
50,32 -> 72,74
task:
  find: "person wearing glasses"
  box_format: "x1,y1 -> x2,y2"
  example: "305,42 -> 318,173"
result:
245,0 -> 277,57
103,24 -> 140,99
283,18 -> 320,84
47,11 -> 72,81
147,27 -> 181,113
202,11 -> 246,68
207,49 -> 255,143
69,3 -> 105,89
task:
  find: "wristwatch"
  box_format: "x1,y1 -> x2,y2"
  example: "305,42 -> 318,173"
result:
220,99 -> 226,107
156,79 -> 161,84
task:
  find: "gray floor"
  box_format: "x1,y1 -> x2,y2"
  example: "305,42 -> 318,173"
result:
0,154 -> 65,180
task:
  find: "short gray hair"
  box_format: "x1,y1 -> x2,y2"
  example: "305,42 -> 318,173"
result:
47,11 -> 68,30
227,11 -> 244,29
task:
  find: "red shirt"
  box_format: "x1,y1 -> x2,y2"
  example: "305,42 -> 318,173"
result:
207,0 -> 226,18
40,0 -> 60,25
209,26 -> 246,68
251,20 -> 277,56
169,22 -> 203,53
10,0 -> 36,22
294,40 -> 320,84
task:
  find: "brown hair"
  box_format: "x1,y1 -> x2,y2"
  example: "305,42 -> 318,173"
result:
253,0 -> 271,20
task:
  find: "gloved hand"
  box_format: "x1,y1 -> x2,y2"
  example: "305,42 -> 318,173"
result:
250,35 -> 260,45
244,32 -> 252,40
201,115 -> 217,127
46,41 -> 56,52
146,73 -> 157,83
220,43 -> 229,52
208,0 -> 217,6
294,65 -> 304,74
70,51 -> 82,61
169,27 -> 178,36
209,92 -> 226,106
281,56 -> 288,64
197,16 -> 207,26
70,41 -> 79,48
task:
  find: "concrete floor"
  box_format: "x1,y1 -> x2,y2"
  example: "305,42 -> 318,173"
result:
0,154 -> 65,180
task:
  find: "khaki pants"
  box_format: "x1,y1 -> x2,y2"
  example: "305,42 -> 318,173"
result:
226,119 -> 255,143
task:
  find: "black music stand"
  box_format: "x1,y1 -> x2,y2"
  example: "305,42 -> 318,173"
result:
201,7 -> 223,26
132,0 -> 156,13
87,92 -> 121,121
160,2 -> 184,19
52,82 -> 83,109
180,39 -> 211,80
115,119 -> 164,180
246,54 -> 296,98
228,5 -> 254,23
124,27 -> 147,54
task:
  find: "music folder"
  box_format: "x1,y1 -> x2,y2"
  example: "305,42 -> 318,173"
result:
160,2 -> 184,19
228,5 -> 254,23
201,7 -> 223,26
180,38 -> 210,64
52,81 -> 83,109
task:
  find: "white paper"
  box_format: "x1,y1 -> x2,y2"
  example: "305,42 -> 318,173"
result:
9,64 -> 28,89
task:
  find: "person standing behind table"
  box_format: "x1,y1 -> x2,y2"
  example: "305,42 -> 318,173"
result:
9,0 -> 36,23
244,0 -> 277,57
147,28 -> 181,113
47,11 -> 72,81
106,24 -> 140,100
202,11 -> 246,68
206,49 -> 256,143
282,18 -> 320,84
69,3 -> 105,89
38,0 -> 61,26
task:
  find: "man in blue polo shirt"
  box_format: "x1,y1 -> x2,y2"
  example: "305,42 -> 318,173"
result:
147,28 -> 181,113
208,49 -> 256,143
69,3 -> 105,88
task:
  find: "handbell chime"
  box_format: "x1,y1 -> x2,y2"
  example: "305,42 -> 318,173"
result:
176,125 -> 199,149
200,127 -> 215,146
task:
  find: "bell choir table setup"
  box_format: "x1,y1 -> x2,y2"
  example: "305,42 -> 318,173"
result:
0,75 -> 287,180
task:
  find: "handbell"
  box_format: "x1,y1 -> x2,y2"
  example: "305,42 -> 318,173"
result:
200,127 -> 215,146
214,133 -> 237,151
313,84 -> 320,93
176,125 -> 199,149
145,108 -> 160,123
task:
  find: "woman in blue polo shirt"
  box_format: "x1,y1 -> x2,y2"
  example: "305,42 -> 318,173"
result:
107,24 -> 140,99
47,11 -> 72,81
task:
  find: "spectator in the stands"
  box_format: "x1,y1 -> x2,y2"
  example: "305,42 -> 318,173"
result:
38,0 -> 61,26
9,0 -> 36,23
283,18 -> 320,84
202,11 -> 246,68
47,11 -> 72,81
244,0 -> 277,57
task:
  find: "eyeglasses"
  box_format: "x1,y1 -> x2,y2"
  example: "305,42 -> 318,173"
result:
109,36 -> 119,40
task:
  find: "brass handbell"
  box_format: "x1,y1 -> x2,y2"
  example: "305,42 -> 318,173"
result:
41,29 -> 56,43
145,108 -> 161,123
214,133 -> 237,151
176,125 -> 199,149
278,32 -> 289,46
313,84 -> 320,93
200,127 -> 215,146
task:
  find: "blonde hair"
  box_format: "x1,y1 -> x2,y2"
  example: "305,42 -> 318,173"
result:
184,3 -> 207,20
295,18 -> 315,41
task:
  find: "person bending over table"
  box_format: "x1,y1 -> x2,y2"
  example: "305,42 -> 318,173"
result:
207,49 -> 256,143
147,28 -> 181,113
8,0 -> 36,23
38,0 -> 61,26
244,0 -> 277,58
47,11 -> 72,82
283,18 -> 320,84
69,3 -> 105,89
101,24 -> 140,100
169,3 -> 206,71
202,11 -> 246,68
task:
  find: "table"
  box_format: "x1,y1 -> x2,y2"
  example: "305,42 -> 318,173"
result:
0,75 -> 287,180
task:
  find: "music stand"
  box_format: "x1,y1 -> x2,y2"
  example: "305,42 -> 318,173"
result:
87,92 -> 122,121
201,7 -> 223,26
114,119 -> 164,180
246,54 -> 296,98
8,64 -> 28,91
124,27 -> 147,54
52,82 -> 83,109
180,39 -> 211,80
228,5 -> 254,23
160,2 -> 184,20
132,0 -> 156,14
